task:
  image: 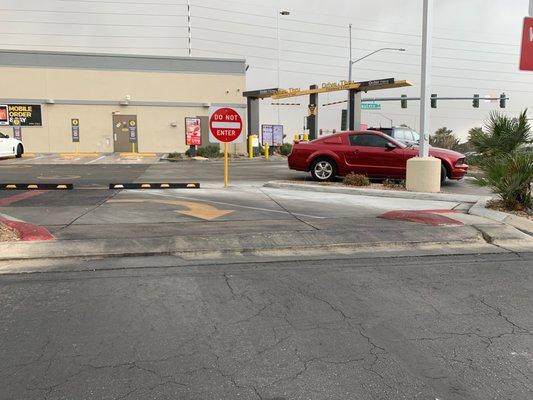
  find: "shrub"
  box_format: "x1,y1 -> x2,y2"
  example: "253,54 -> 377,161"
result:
168,152 -> 182,159
465,152 -> 483,167
382,179 -> 405,190
196,145 -> 222,158
343,173 -> 370,187
475,151 -> 533,209
279,143 -> 293,156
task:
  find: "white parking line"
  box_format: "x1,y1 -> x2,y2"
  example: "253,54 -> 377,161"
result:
86,155 -> 107,164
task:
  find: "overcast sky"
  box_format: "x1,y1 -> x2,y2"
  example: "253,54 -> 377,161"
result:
1,0 -> 532,140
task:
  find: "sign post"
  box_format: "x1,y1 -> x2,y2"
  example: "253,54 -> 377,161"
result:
208,106 -> 244,187
71,118 -> 80,153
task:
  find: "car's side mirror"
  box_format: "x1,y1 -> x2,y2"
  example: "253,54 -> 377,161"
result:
385,142 -> 396,150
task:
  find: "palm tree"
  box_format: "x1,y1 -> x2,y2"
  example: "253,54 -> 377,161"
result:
469,110 -> 531,157
473,110 -> 533,209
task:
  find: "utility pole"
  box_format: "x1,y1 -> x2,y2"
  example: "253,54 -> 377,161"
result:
419,0 -> 433,158
530,0 -> 533,16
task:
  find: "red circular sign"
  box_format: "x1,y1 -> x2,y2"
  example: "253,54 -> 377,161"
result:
209,107 -> 243,143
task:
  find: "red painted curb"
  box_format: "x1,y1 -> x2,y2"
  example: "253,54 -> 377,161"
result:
0,218 -> 54,241
380,210 -> 464,226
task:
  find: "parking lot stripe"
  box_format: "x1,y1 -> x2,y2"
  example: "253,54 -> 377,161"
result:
86,155 -> 107,164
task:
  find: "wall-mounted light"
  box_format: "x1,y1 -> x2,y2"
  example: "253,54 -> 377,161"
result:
119,100 -> 129,106
45,99 -> 55,104
170,122 -> 178,127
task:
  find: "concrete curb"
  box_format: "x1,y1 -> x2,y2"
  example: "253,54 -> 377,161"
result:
0,226 -> 488,261
469,197 -> 533,236
264,181 -> 484,204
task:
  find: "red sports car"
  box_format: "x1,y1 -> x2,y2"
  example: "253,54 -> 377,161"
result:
288,130 -> 468,182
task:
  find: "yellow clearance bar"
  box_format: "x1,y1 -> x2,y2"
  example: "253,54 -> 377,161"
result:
271,79 -> 412,99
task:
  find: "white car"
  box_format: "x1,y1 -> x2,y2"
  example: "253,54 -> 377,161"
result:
0,132 -> 23,158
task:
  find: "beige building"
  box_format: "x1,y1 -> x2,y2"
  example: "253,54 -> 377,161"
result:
0,50 -> 247,154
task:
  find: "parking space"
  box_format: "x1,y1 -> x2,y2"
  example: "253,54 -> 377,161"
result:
0,153 -> 162,165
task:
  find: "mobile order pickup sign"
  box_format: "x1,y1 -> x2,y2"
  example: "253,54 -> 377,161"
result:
208,106 -> 244,187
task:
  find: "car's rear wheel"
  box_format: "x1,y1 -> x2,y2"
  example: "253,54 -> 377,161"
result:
15,145 -> 23,158
311,158 -> 336,181
440,164 -> 447,184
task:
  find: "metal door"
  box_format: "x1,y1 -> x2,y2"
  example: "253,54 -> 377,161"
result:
113,115 -> 136,152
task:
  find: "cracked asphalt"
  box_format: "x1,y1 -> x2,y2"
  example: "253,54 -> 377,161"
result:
1,252 -> 532,400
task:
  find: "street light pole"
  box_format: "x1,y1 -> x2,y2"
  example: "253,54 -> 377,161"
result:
347,26 -> 405,130
276,10 -> 290,125
419,0 -> 433,158
347,24 -> 352,128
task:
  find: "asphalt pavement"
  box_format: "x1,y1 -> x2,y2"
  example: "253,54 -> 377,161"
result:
0,158 -> 492,195
1,252 -> 532,400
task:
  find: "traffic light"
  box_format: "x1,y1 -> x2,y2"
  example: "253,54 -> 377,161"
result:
472,94 -> 479,108
500,93 -> 506,108
341,109 -> 347,131
430,94 -> 437,108
401,94 -> 407,109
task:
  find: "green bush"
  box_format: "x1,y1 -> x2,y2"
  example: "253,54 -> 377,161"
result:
465,153 -> 483,167
343,173 -> 370,187
168,152 -> 182,159
475,151 -> 533,209
279,143 -> 293,156
187,145 -> 221,158
471,110 -> 533,210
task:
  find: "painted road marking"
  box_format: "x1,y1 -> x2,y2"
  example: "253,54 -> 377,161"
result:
107,198 -> 234,221
141,191 -> 325,219
86,155 -> 107,164
37,175 -> 81,180
0,190 -> 46,206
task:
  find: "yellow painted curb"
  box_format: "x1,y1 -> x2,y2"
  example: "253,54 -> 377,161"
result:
60,153 -> 100,158
22,153 -> 36,158
119,152 -> 157,157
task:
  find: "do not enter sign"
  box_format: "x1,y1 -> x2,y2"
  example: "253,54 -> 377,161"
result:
209,107 -> 243,143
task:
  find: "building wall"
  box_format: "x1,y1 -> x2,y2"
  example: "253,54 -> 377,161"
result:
0,62 -> 247,153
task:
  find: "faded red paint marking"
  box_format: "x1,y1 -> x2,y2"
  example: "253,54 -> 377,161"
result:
379,210 -> 463,226
0,190 -> 46,206
0,218 -> 53,241
418,209 -> 457,214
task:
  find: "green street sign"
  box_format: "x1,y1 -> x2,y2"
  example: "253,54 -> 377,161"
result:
361,103 -> 381,110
